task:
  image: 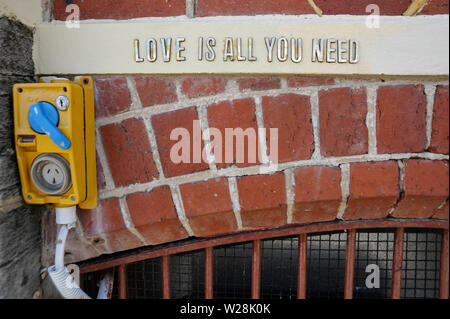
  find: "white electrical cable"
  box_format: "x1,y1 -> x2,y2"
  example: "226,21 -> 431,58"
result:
48,265 -> 91,299
54,224 -> 70,271
48,206 -> 113,299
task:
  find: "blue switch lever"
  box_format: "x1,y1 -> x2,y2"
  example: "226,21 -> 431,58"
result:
28,102 -> 71,150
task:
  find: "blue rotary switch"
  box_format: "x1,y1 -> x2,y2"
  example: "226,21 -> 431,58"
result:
28,102 -> 71,150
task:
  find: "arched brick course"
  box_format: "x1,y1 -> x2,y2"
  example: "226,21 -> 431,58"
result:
39,75 -> 449,265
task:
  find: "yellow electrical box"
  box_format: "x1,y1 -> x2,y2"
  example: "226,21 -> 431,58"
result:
13,76 -> 97,209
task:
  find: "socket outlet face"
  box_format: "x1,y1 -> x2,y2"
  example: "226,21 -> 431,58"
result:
31,154 -> 72,195
42,163 -> 64,185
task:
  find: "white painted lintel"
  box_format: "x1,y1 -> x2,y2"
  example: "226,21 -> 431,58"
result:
34,15 -> 449,76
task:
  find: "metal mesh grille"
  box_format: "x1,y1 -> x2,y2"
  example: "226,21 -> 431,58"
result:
80,270 -> 102,298
126,258 -> 162,299
112,268 -> 119,299
354,229 -> 394,299
213,242 -> 252,299
80,228 -> 444,299
170,249 -> 205,299
401,229 -> 442,299
261,237 -> 298,299
306,231 -> 347,298
80,268 -> 119,299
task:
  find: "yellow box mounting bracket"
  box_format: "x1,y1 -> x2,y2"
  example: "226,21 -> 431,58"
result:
13,76 -> 97,209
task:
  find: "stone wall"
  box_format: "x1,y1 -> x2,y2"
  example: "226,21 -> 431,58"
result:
0,16 -> 41,299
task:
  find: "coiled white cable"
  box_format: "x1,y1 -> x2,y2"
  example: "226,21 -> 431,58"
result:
48,206 -> 112,299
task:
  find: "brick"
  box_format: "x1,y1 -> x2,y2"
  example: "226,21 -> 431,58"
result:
237,77 -> 281,91
197,0 -> 314,16
100,118 -> 159,187
78,198 -> 142,253
319,87 -> 368,157
314,0 -> 411,15
181,76 -> 226,98
78,198 -> 124,235
237,172 -> 287,229
152,107 -> 209,177
432,200 -> 449,220
180,178 -> 237,236
65,228 -> 101,264
287,76 -> 335,88
126,186 -> 188,245
377,85 -> 427,154
292,166 -> 341,224
392,160 -> 449,218
41,211 -> 58,266
53,0 -> 185,20
94,77 -> 130,118
262,94 -> 314,162
134,76 -> 178,107
343,161 -> 399,220
420,0 -> 449,14
429,85 -> 449,154
96,152 -> 107,191
207,98 -> 260,168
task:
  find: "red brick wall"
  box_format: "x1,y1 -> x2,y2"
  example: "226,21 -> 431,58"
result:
52,0 -> 449,20
53,0 -> 186,20
40,75 -> 449,265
